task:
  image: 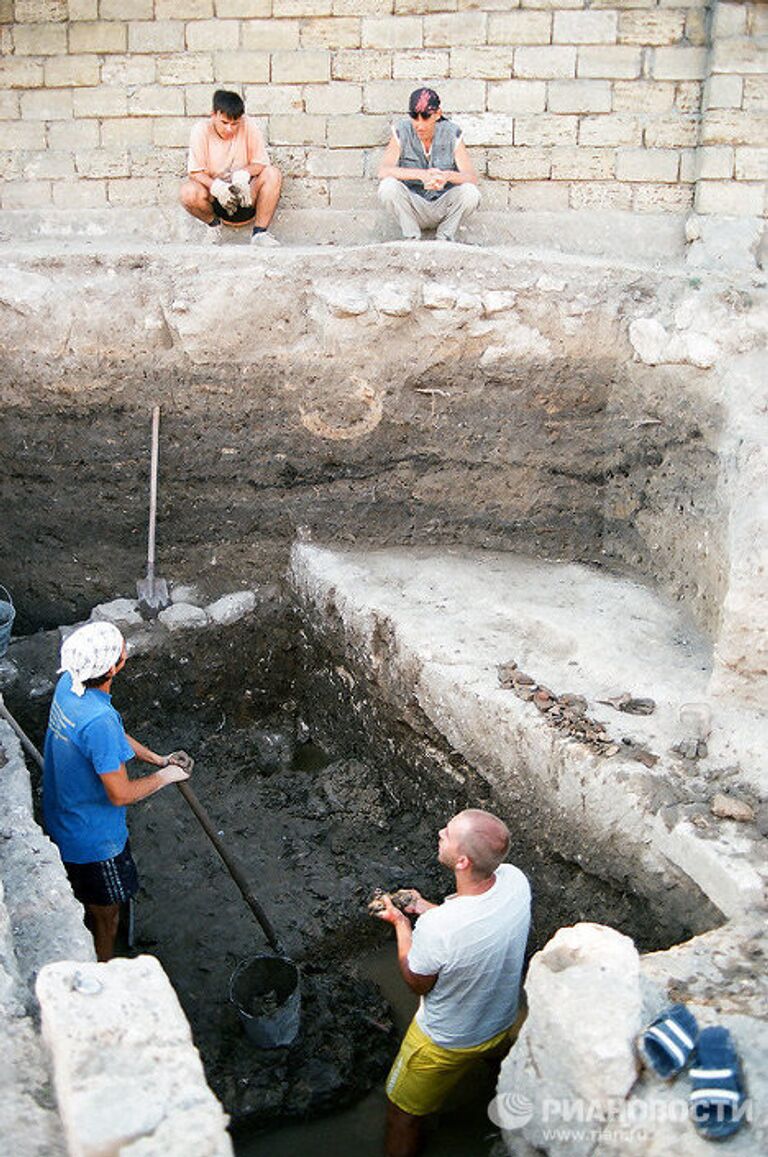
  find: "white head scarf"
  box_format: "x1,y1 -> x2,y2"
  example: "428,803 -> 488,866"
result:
59,622 -> 125,697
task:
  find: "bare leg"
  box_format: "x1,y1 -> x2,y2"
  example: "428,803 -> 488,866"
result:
86,902 -> 120,962
385,1101 -> 424,1157
179,178 -> 216,224
250,165 -> 282,229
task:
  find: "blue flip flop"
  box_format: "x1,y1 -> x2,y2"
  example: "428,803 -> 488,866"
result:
689,1026 -> 747,1140
638,1003 -> 698,1079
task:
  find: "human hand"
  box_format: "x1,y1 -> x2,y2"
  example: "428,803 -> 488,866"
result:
424,169 -> 447,191
210,177 -> 237,213
230,169 -> 253,208
160,763 -> 190,785
166,750 -> 194,774
373,894 -> 408,926
402,889 -> 431,916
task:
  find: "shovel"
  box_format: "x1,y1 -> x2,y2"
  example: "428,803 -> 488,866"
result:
137,405 -> 171,615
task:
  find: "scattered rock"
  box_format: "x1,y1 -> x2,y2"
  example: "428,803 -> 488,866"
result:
90,598 -> 143,627
170,584 -> 202,606
205,590 -> 257,626
0,658 -> 18,690
711,793 -> 755,823
157,603 -> 209,632
422,282 -> 456,310
367,888 -> 417,916
598,693 -> 655,716
369,283 -> 412,316
629,317 -> 669,365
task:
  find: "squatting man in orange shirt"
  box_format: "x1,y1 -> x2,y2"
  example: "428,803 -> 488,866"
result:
374,809 -> 531,1157
180,88 -> 282,247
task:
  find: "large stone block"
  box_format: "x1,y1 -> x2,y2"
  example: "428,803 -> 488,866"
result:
487,11 -> 552,45
271,50 -> 331,83
506,179 -> 568,210
704,75 -> 744,111
612,81 -> 675,113
632,182 -> 692,211
430,79 -> 486,111
702,110 -> 768,146
695,145 -> 734,181
0,121 -> 47,149
186,19 -> 239,51
515,113 -> 578,146
212,51 -> 269,83
551,145 -> 614,179
488,80 -> 546,114
107,176 -> 159,206
73,86 -> 129,118
14,0 -> 67,20
0,59 -> 45,88
329,177 -> 378,208
579,114 -> 642,147
332,50 -> 392,81
712,38 -> 768,76
2,179 -> 53,208
553,11 -> 617,45
22,149 -> 74,178
734,147 -> 768,182
327,114 -> 389,147
69,0 -> 97,16
486,146 -> 551,180
712,0 -> 748,39
101,118 -> 154,147
304,82 -> 362,115
273,0 -> 332,14
69,20 -> 127,53
743,76 -> 768,111
241,20 -> 299,50
128,20 -> 186,53
75,149 -> 130,178
12,23 -> 67,54
392,50 -> 450,79
363,79 -> 415,113
616,146 -> 679,182
155,0 -> 212,16
215,0 -> 270,12
306,147 -> 365,177
577,46 -> 641,79
20,89 -> 73,120
101,0 -> 153,17
458,113 -> 514,147
643,115 -> 699,148
618,11 -> 685,46
128,85 -> 185,116
158,52 -> 214,85
515,46 -> 576,80
652,46 -> 708,81
49,120 -> 99,148
450,46 -> 513,80
52,179 -> 108,207
153,116 -> 195,147
301,16 -> 361,48
570,180 -> 632,210
362,16 -> 423,49
44,56 -> 101,87
547,80 -> 611,114
102,54 -> 156,85
695,180 -> 765,217
269,113 -> 327,145
241,84 -> 302,115
424,12 -> 486,47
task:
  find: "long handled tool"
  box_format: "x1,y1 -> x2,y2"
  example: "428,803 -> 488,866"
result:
137,405 -> 171,615
175,780 -> 285,956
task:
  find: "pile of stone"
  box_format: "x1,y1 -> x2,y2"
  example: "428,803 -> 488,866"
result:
497,661 -> 658,766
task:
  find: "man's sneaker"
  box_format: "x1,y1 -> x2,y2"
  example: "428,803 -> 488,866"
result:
250,231 -> 280,248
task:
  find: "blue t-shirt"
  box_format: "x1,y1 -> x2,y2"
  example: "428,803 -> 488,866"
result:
42,672 -> 134,864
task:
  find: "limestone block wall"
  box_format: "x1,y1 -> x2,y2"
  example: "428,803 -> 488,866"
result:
0,0 -> 765,222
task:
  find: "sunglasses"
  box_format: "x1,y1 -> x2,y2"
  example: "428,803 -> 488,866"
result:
411,110 -> 438,120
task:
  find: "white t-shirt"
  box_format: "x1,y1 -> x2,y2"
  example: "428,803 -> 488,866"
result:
407,863 -> 531,1048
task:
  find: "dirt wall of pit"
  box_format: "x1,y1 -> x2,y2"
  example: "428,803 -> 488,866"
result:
2,245 -> 766,708
1,0 -> 766,241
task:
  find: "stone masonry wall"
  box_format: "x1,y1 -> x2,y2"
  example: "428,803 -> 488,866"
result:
0,1 -> 765,222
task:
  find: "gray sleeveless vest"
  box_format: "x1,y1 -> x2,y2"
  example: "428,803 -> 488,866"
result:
395,116 -> 462,201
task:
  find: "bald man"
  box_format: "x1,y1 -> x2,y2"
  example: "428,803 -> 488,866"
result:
375,810 -> 531,1157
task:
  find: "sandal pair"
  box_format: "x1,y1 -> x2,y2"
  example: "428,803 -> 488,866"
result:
638,1005 -> 747,1140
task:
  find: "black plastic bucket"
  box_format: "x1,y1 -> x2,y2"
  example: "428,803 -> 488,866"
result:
0,586 -> 14,660
229,954 -> 301,1048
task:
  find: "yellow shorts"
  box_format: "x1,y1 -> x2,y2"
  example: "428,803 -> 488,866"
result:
385,1018 -> 511,1117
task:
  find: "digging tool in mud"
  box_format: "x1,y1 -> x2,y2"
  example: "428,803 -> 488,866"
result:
174,780 -> 301,1047
137,405 -> 171,616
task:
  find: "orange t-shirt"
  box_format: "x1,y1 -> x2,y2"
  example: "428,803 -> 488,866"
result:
187,117 -> 269,178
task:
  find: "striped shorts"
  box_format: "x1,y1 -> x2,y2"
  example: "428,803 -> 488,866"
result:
64,840 -> 139,907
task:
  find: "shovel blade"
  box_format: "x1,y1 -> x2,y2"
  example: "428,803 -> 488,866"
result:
137,574 -> 171,616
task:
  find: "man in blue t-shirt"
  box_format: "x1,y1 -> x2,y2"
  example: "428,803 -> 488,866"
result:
43,621 -> 192,960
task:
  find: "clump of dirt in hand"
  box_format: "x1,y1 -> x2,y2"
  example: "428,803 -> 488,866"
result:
367,888 -> 417,916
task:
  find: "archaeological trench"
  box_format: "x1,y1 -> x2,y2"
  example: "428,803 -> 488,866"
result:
1,7 -> 768,1156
